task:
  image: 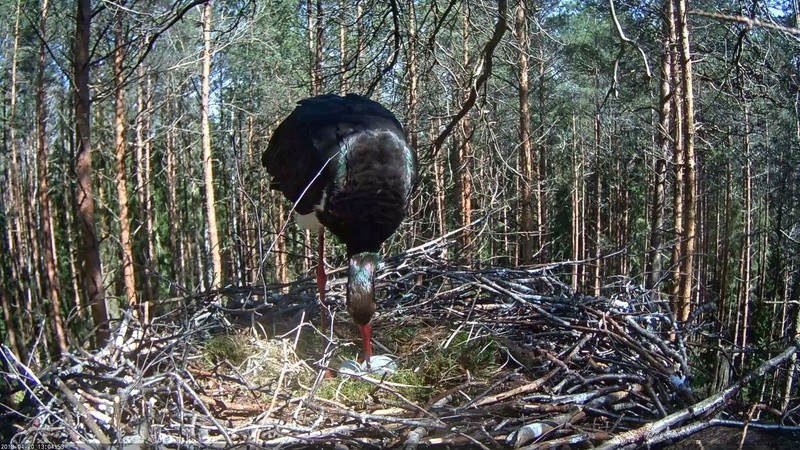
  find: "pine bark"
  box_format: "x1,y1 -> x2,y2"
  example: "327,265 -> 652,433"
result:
200,2 -> 223,290
675,0 -> 697,323
136,67 -> 155,313
113,19 -> 137,313
165,93 -> 181,286
592,108 -> 602,297
571,115 -> 583,291
646,22 -> 672,290
339,0 -> 347,92
7,0 -> 38,342
36,0 -> 67,353
6,0 -> 29,345
735,103 -> 753,372
668,0 -> 685,323
534,42 -> 547,260
455,7 -> 474,263
516,0 -> 534,265
74,0 -> 109,345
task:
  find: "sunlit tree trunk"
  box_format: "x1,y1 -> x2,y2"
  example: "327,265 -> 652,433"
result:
516,0 -> 534,265
25,175 -> 42,312
5,0 -> 33,349
668,0 -> 685,324
5,0 -> 30,347
355,0 -> 364,91
165,93 -> 181,288
315,0 -> 324,93
113,17 -> 137,314
570,115 -> 583,291
308,0 -> 323,96
735,103 -> 753,372
455,7 -> 474,263
534,40 -> 547,260
591,105 -> 602,297
675,0 -> 697,323
646,24 -> 671,290
200,2 -> 223,290
432,118 -> 446,243
135,67 -> 155,316
405,0 -> 424,249
74,0 -> 109,345
36,0 -> 67,353
339,0 -> 347,92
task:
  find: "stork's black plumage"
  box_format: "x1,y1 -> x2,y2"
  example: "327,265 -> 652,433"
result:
263,94 -> 417,367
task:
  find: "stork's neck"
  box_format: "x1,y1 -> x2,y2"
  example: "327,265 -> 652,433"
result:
346,252 -> 379,326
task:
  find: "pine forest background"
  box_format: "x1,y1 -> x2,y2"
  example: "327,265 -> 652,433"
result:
1,0 -> 800,405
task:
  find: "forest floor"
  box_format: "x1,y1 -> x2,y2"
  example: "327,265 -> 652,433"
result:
3,240 -> 800,449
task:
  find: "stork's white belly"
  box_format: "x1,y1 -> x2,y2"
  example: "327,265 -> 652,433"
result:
294,211 -> 322,231
294,192 -> 325,231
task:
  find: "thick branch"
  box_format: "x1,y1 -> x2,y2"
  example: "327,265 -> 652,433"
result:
429,0 -> 508,158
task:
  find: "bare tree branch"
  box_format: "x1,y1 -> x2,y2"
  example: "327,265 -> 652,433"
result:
690,9 -> 800,37
430,0 -> 508,158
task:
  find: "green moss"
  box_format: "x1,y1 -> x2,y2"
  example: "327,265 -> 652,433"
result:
11,390 -> 25,406
201,334 -> 250,366
315,326 -> 501,405
416,329 -> 500,384
317,377 -> 375,403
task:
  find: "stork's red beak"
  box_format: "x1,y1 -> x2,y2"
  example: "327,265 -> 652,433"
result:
358,323 -> 372,367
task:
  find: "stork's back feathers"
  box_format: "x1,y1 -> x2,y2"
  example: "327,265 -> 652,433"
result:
263,94 -> 417,254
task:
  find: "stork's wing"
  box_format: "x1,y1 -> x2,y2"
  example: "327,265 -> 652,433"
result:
262,94 -> 411,214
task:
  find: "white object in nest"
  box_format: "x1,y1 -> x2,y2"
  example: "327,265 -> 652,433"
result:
339,355 -> 397,377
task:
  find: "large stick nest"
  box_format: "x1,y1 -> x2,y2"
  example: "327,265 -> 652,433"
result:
2,241 -> 799,449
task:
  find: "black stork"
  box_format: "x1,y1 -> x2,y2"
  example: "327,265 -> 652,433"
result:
262,94 -> 417,367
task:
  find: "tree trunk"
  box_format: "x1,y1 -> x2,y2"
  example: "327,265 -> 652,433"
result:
735,103 -> 753,372
6,0 -> 30,347
675,0 -> 697,323
136,67 -> 155,316
339,0 -> 347,92
355,0 -> 364,90
315,0 -> 324,93
668,0 -> 685,324
534,40 -> 547,260
456,7 -> 474,263
165,93 -> 181,287
646,30 -> 671,290
432,118 -> 446,242
308,0 -> 323,95
200,2 -> 223,290
571,115 -> 583,291
1,0 -> 23,351
406,0 -> 423,249
113,18 -> 137,314
74,0 -> 109,345
592,107 -> 602,297
516,0 -> 534,265
36,0 -> 67,353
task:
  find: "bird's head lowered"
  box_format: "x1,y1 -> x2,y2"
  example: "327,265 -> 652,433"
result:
346,252 -> 379,363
